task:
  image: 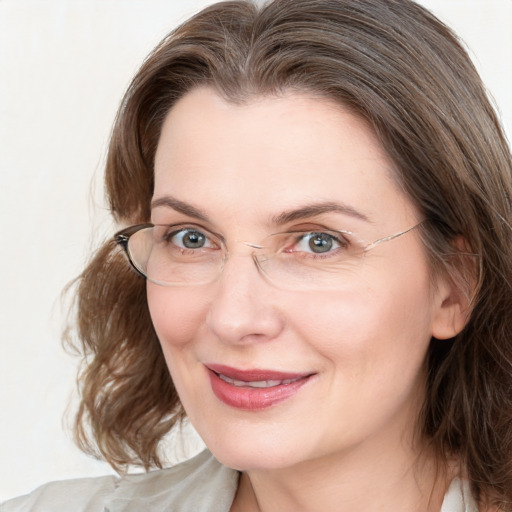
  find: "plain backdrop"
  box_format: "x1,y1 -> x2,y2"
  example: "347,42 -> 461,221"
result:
1,0 -> 511,502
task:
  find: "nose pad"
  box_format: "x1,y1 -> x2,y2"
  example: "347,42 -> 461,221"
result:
205,252 -> 284,345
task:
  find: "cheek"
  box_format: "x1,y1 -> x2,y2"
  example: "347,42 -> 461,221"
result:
146,284 -> 209,351
293,258 -> 435,370
147,285 -> 216,427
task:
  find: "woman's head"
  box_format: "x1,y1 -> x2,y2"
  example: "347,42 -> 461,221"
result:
144,86 -> 467,474
73,0 -> 512,506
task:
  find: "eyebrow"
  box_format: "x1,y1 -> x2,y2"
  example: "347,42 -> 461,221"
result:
271,201 -> 371,225
151,196 -> 210,222
151,196 -> 370,225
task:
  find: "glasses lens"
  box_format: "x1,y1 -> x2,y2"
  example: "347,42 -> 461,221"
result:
127,226 -> 223,286
253,231 -> 365,291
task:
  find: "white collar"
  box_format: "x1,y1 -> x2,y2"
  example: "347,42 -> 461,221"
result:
441,477 -> 479,512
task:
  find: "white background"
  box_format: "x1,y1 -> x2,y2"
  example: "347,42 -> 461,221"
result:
1,0 -> 511,502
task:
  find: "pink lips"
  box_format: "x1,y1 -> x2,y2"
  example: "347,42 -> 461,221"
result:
206,364 -> 314,410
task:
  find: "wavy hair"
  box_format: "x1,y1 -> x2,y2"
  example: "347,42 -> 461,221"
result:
68,0 -> 512,507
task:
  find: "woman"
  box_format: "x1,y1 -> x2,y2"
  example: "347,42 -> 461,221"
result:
3,0 -> 512,510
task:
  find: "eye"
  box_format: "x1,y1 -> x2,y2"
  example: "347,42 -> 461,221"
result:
294,232 -> 344,254
170,228 -> 212,249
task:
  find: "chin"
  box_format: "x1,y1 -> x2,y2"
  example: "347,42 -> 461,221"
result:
209,445 -> 299,472
196,423 -> 316,472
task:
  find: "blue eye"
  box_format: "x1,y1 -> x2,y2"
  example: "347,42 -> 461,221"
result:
171,229 -> 211,249
296,232 -> 342,254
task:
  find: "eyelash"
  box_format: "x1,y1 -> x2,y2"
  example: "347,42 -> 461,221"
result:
161,226 -> 219,250
284,231 -> 350,258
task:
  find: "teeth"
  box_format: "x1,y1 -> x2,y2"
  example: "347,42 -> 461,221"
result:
246,379 -> 282,388
218,374 -> 301,388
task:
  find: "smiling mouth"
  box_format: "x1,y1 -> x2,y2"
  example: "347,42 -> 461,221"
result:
205,364 -> 315,410
217,373 -> 304,388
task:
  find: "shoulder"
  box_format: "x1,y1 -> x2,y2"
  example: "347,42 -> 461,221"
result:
0,474 -> 118,512
108,449 -> 239,511
1,450 -> 239,512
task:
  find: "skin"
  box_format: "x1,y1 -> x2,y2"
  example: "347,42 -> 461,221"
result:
147,87 -> 467,511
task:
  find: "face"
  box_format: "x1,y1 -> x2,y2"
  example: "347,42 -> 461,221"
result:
148,87 -> 453,472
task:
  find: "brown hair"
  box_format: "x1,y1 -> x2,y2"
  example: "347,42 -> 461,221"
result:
69,0 -> 512,507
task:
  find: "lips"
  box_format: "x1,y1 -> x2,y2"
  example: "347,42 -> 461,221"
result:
205,364 -> 314,410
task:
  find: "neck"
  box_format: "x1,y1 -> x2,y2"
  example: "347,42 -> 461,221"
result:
231,435 -> 455,512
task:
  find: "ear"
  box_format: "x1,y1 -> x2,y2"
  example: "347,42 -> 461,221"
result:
431,238 -> 476,340
431,277 -> 472,340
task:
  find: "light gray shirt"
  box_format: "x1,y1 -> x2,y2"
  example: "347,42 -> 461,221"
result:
0,450 -> 479,511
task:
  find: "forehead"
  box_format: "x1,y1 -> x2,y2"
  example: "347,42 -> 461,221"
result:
153,87 -> 417,229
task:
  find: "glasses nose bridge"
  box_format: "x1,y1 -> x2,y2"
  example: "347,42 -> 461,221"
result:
226,239 -> 266,260
220,239 -> 268,278
240,240 -> 264,250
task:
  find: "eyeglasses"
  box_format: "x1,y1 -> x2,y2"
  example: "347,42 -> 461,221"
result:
115,222 -> 423,291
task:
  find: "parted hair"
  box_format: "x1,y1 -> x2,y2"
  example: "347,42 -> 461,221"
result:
69,0 -> 512,508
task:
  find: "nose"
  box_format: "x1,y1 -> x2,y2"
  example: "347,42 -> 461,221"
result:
205,251 -> 285,345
